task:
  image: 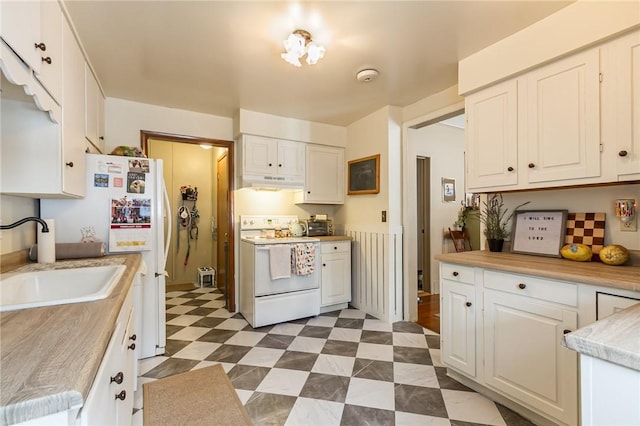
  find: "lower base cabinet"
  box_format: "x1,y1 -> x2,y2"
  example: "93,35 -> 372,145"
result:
80,287 -> 136,425
440,263 -> 579,426
320,241 -> 351,310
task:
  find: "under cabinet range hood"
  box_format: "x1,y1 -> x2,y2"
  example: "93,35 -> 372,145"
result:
239,173 -> 304,190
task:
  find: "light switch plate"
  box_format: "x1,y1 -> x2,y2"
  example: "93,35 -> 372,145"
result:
381,211 -> 387,222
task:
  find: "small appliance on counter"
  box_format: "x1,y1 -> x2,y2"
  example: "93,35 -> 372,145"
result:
301,217 -> 333,237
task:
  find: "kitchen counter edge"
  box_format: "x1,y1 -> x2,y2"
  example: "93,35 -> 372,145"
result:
316,236 -> 353,242
0,254 -> 142,426
435,250 -> 640,292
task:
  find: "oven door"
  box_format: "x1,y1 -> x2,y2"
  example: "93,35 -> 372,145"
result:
254,244 -> 319,296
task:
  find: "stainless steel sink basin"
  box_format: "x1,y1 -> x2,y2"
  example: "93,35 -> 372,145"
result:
0,265 -> 126,312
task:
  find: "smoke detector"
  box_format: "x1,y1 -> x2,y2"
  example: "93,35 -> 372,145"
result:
356,69 -> 379,83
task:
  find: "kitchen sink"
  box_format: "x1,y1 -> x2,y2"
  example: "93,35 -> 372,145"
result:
0,265 -> 126,312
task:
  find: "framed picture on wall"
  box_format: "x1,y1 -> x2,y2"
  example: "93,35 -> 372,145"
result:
442,177 -> 455,202
348,154 -> 380,195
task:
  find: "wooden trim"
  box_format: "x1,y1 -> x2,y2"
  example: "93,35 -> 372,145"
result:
140,130 -> 237,312
347,154 -> 381,195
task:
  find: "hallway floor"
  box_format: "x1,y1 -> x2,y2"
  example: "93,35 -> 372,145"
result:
417,293 -> 440,334
133,286 -> 534,425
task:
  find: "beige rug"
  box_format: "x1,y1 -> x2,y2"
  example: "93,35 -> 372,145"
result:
143,364 -> 252,426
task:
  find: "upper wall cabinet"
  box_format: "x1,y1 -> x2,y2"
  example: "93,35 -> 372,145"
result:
296,144 -> 345,204
35,0 -> 63,104
85,63 -> 106,153
0,1 -> 42,74
466,80 -> 519,191
466,48 -> 601,193
465,31 -> 640,193
240,134 -> 305,188
601,31 -> 640,181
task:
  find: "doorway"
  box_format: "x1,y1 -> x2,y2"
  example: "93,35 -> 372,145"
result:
141,131 -> 236,312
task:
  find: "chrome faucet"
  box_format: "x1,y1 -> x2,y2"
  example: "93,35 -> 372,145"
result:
0,217 -> 50,233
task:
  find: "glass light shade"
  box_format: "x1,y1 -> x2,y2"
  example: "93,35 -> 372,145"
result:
281,51 -> 302,67
305,43 -> 325,65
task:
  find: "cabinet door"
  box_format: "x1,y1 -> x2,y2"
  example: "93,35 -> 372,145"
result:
36,0 -> 62,104
304,145 -> 344,204
321,246 -> 351,306
484,289 -> 578,425
0,1 -> 41,73
243,135 -> 277,176
61,20 -> 86,196
115,308 -> 136,425
465,79 -> 519,191
276,139 -> 305,179
526,49 -> 600,184
441,279 -> 476,377
610,31 -> 640,180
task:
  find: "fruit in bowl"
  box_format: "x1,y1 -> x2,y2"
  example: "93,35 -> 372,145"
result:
599,244 -> 630,266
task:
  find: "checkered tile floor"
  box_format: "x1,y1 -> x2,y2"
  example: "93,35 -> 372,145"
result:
132,287 -> 534,426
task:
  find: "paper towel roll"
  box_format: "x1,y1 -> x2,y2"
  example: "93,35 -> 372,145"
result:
29,242 -> 105,261
37,219 -> 56,263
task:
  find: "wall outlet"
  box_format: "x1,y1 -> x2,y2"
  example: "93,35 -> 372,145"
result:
620,217 -> 637,232
381,211 -> 387,222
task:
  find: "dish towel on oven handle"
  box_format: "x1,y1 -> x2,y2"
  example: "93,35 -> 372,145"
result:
292,243 -> 316,276
269,245 -> 292,280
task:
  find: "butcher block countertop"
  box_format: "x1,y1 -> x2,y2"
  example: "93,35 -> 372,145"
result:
435,250 -> 640,293
0,254 -> 141,426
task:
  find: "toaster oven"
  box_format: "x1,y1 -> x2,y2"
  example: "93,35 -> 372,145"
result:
302,219 -> 333,236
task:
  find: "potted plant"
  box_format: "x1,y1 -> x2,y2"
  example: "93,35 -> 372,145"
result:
480,193 -> 529,252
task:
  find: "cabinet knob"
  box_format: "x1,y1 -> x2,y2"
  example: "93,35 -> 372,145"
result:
35,42 -> 47,51
268,163 -> 272,167
85,148 -> 90,153
465,301 -> 472,307
278,164 -> 282,167
115,390 -> 126,401
307,191 -> 311,194
99,136 -> 105,140
65,162 -> 74,167
563,329 -> 572,335
528,163 -> 535,169
128,343 -> 136,351
110,372 -> 123,385
322,263 -> 326,267
618,150 -> 628,157
452,271 -> 459,277
129,334 -> 137,341
518,283 -> 526,289
41,56 -> 52,64
507,166 -> 514,172
334,246 -> 338,250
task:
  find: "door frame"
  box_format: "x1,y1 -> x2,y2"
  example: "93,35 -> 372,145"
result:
141,130 -> 236,311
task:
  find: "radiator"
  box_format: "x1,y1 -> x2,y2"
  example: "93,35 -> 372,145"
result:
345,226 -> 403,323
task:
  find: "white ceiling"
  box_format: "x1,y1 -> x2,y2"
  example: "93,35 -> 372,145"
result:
65,1 -> 574,127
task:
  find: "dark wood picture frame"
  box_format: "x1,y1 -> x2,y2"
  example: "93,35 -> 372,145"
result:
348,154 -> 380,195
511,210 -> 568,257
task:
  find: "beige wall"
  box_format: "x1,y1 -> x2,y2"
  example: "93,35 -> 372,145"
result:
104,98 -> 233,153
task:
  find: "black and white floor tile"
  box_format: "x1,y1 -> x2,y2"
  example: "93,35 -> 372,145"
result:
132,287 -> 534,426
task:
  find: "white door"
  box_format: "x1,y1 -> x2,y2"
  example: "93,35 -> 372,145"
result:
441,279 -> 476,377
305,144 -> 344,204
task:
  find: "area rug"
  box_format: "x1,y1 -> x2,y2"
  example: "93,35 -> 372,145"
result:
143,364 -> 252,426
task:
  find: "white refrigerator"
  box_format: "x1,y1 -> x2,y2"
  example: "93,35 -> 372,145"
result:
41,153 -> 171,359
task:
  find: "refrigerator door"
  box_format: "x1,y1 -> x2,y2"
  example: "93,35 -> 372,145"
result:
40,153 -> 166,358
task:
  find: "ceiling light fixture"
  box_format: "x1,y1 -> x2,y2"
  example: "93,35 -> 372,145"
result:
281,29 -> 325,67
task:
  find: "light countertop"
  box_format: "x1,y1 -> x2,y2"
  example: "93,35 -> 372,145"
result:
0,254 -> 142,426
316,235 -> 353,242
564,303 -> 640,372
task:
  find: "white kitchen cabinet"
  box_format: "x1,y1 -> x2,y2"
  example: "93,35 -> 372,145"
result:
465,46 -> 603,192
80,287 -> 136,426
0,1 -> 42,74
525,49 -> 601,184
297,144 -> 345,204
440,263 -> 476,377
601,30 -> 640,181
241,134 -> 305,187
465,79 -> 519,191
85,63 -> 105,152
35,0 -> 63,104
320,241 -> 351,310
0,13 -> 86,198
